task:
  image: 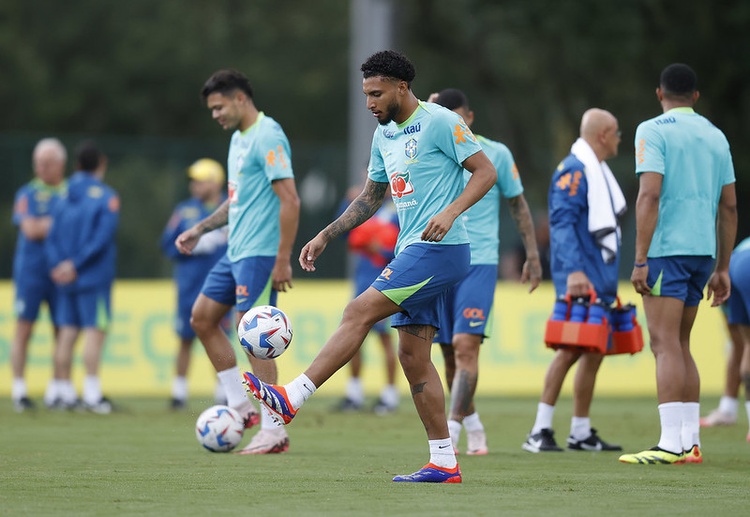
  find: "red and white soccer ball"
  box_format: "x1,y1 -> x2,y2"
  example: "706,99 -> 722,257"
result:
195,405 -> 244,452
238,305 -> 293,360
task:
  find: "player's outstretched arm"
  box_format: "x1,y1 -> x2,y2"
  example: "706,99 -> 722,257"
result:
175,199 -> 230,255
299,179 -> 388,272
507,193 -> 542,292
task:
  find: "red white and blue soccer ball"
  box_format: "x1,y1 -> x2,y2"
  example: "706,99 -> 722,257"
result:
238,305 -> 293,360
195,405 -> 244,452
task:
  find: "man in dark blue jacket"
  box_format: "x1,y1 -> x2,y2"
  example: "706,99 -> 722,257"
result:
522,109 -> 625,453
45,140 -> 120,413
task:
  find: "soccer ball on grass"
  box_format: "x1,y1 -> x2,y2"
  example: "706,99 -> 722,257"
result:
238,305 -> 293,360
195,405 -> 244,452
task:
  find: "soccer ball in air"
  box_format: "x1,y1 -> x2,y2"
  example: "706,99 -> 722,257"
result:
238,305 -> 293,360
195,405 -> 244,452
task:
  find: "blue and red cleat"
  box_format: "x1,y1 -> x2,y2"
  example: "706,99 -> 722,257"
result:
392,463 -> 462,483
242,371 -> 298,425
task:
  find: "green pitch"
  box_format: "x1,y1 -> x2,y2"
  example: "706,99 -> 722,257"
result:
1,396 -> 748,516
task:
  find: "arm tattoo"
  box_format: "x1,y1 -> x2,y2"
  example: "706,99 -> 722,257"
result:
197,200 -> 229,234
508,196 -> 539,256
322,181 -> 387,241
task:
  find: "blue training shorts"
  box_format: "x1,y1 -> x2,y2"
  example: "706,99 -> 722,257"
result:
372,243 -> 470,329
14,275 -> 58,323
727,250 -> 750,325
434,264 -> 497,344
201,254 -> 277,313
56,285 -> 111,330
646,256 -> 713,307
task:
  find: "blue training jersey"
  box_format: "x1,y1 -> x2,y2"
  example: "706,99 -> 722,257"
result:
548,154 -> 619,303
635,107 -> 735,258
46,171 -> 120,292
161,196 -> 228,303
367,101 -> 483,255
463,135 -> 524,265
12,178 -> 66,282
227,112 -> 294,261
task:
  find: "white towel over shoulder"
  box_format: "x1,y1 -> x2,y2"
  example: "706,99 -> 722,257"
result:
570,138 -> 627,264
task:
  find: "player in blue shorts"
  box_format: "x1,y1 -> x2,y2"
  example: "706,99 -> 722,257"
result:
243,50 -> 497,483
10,138 -> 67,412
161,158 -> 229,409
45,140 -> 120,414
430,88 -> 542,455
620,64 -> 737,465
725,238 -> 750,442
175,69 -> 301,455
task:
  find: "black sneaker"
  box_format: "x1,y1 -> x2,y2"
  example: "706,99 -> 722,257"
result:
522,428 -> 563,453
372,398 -> 397,416
169,398 -> 186,410
334,397 -> 362,412
82,397 -> 113,415
13,396 -> 36,413
567,428 -> 622,451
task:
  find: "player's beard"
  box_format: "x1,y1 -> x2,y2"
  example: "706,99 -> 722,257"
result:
378,100 -> 400,125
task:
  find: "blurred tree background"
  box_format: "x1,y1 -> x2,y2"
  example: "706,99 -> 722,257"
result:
0,0 -> 747,279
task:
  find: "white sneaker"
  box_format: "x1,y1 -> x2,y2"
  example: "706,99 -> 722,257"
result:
466,429 -> 488,455
699,409 -> 737,427
236,428 -> 289,455
235,400 -> 260,429
82,397 -> 112,415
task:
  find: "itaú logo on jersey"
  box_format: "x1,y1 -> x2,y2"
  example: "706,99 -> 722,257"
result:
390,171 -> 414,198
403,122 -> 421,135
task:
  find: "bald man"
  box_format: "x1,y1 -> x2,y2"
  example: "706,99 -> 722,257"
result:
11,138 -> 68,412
523,109 -> 626,453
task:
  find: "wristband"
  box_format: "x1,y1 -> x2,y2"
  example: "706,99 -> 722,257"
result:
634,261 -> 648,268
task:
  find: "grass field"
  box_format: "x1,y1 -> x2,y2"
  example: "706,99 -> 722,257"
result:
1,395 -> 748,516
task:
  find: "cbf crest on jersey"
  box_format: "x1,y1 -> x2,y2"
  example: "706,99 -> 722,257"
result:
405,138 -> 418,160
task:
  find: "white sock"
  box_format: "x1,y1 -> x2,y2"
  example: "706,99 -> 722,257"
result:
657,402 -> 683,454
463,412 -> 484,433
214,380 -> 227,405
83,375 -> 102,405
448,420 -> 462,448
379,384 -> 399,408
260,404 -> 281,430
428,438 -> 457,469
570,416 -> 591,441
172,376 -> 188,400
345,377 -> 364,405
217,366 -> 249,407
286,373 -> 316,409
61,380 -> 78,404
718,395 -> 739,416
681,402 -> 700,450
12,378 -> 27,400
532,402 -> 555,434
44,380 -> 60,405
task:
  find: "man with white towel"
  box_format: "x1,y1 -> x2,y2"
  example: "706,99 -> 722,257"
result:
523,108 -> 625,453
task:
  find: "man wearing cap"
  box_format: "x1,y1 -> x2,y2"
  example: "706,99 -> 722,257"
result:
161,158 -> 229,410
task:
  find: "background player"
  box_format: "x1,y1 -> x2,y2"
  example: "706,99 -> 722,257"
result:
161,158 -> 229,409
45,140 -> 120,413
621,63 -> 736,465
10,137 -> 67,412
430,88 -> 542,455
175,69 -> 301,455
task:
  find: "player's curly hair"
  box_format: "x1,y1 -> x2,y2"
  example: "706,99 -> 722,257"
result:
201,69 -> 254,100
660,63 -> 697,98
361,50 -> 416,86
